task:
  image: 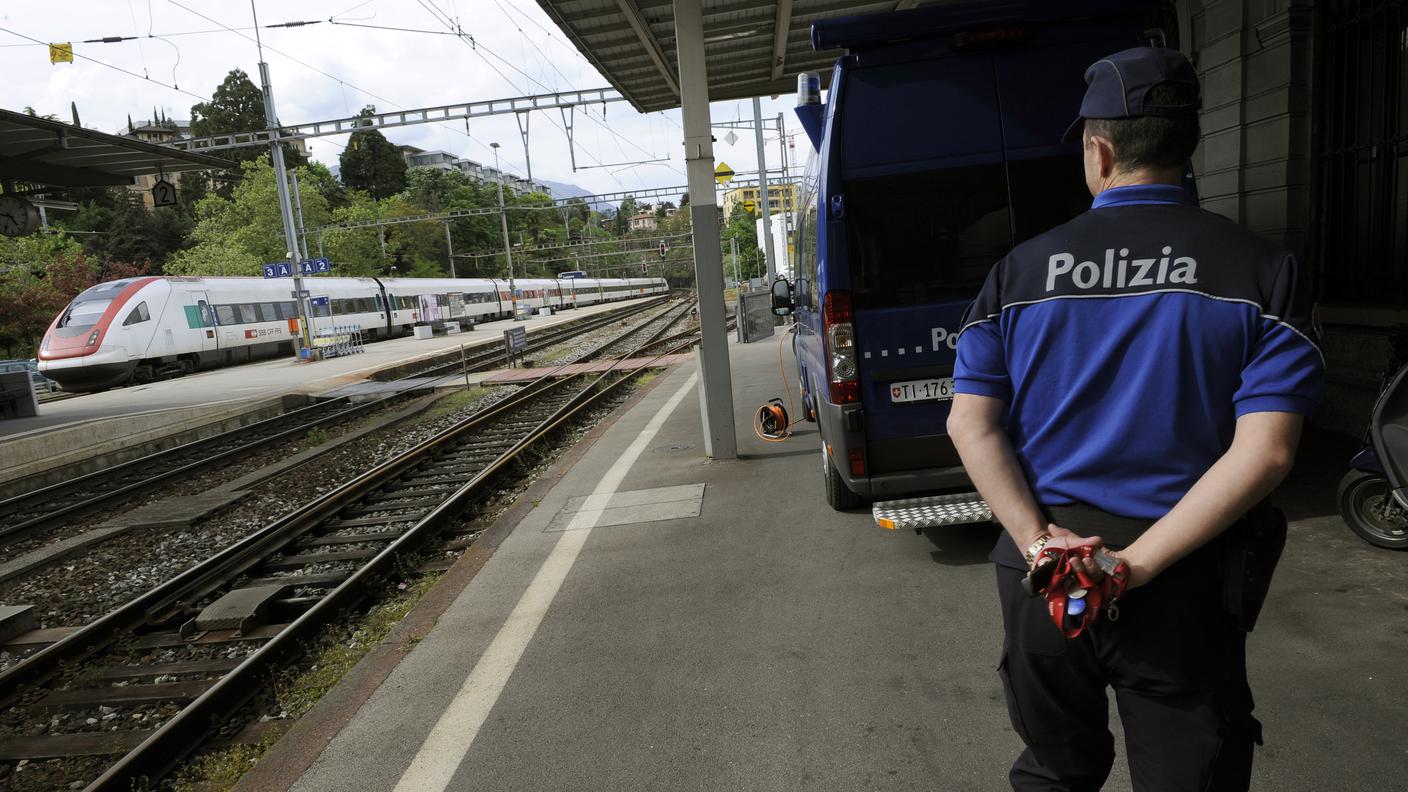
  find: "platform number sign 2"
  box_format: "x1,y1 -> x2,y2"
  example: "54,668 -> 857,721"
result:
151,179 -> 177,208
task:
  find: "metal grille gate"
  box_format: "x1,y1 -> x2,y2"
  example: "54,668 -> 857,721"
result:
1317,0 -> 1408,305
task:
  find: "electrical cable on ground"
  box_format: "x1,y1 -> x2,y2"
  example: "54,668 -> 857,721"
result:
754,323 -> 804,443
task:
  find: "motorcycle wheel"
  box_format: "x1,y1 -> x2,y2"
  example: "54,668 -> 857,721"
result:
1337,470 -> 1408,550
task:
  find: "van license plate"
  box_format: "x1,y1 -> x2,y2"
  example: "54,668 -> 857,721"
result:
889,378 -> 955,403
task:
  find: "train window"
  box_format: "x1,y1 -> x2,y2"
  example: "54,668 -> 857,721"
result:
122,301 -> 151,325
57,298 -> 112,329
216,305 -> 237,325
279,302 -> 297,320
199,300 -> 214,327
237,304 -> 259,324
313,301 -> 331,318
359,298 -> 373,312
258,303 -> 278,322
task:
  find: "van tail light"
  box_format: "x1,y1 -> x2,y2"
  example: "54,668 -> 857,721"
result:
87,329 -> 101,347
848,447 -> 866,477
823,291 -> 859,404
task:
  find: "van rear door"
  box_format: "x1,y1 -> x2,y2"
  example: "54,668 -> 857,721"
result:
842,30 -> 1146,480
841,52 -> 1012,478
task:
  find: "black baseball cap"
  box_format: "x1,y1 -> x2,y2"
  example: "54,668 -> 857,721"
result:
1062,46 -> 1200,144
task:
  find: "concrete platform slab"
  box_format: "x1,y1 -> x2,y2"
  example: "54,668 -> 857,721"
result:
316,377 -> 468,400
257,336 -> 1407,792
480,353 -> 692,385
0,605 -> 35,644
548,483 -> 706,531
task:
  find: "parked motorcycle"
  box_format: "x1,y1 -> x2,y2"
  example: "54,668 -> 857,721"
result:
1338,327 -> 1408,550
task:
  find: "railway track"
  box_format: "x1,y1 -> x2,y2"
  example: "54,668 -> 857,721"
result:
393,293 -> 671,381
0,297 -> 671,554
0,300 -> 696,791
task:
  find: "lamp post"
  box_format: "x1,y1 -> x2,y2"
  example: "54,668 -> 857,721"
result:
491,142 -> 519,321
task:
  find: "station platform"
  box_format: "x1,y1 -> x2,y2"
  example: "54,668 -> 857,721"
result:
239,334 -> 1407,792
0,299 -> 657,488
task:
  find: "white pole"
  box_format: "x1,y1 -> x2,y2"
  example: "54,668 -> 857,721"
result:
253,37 -> 311,357
491,143 -> 519,320
752,96 -> 776,282
674,0 -> 737,459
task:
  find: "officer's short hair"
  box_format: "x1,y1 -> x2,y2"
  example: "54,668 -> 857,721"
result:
1084,82 -> 1200,172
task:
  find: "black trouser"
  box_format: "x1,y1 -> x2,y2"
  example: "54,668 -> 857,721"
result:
995,543 -> 1260,792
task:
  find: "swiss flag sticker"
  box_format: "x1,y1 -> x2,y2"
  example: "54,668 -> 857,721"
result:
244,329 -> 258,339
892,386 -> 901,398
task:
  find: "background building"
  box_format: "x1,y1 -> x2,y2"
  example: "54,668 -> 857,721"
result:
118,117 -> 311,208
397,145 -> 551,197
722,183 -> 797,218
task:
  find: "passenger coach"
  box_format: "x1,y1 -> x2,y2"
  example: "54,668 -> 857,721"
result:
771,0 -> 1178,509
39,274 -> 666,391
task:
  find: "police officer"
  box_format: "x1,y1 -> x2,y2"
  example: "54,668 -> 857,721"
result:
947,47 -> 1324,791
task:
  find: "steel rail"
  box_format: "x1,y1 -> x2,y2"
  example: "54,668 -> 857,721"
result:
0,297 -> 668,549
0,398 -> 361,545
90,308 -> 698,789
403,294 -> 671,380
0,300 -> 688,693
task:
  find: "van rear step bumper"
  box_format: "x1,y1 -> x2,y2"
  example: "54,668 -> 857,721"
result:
873,492 -> 992,531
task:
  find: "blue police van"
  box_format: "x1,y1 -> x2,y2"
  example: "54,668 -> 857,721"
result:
772,0 -> 1178,510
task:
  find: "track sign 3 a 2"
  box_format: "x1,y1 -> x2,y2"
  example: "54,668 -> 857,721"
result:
714,162 -> 735,185
151,179 -> 178,208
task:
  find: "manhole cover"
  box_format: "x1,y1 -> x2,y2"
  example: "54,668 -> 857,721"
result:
654,442 -> 696,453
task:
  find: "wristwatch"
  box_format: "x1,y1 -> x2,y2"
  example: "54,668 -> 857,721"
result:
1024,533 -> 1054,567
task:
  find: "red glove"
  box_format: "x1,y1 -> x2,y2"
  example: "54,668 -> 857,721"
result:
1030,545 -> 1131,639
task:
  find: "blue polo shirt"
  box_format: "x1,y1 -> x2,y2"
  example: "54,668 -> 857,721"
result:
953,184 -> 1324,533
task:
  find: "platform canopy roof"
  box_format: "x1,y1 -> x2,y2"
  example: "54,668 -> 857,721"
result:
533,0 -> 929,113
0,108 -> 230,190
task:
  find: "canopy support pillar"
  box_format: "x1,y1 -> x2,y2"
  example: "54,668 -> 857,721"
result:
673,0 -> 737,459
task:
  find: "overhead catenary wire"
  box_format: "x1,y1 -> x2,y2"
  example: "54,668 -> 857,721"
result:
413,0 -> 678,187
0,25 -> 207,101
159,0 -> 529,176
411,0 -> 632,192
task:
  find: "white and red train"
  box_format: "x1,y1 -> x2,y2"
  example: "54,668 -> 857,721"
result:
38,275 -> 668,392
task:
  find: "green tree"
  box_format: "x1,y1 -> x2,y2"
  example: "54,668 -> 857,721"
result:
404,167 -> 473,212
64,191 -> 193,270
189,68 -> 304,168
167,159 -> 330,276
320,192 -> 386,276
720,204 -> 762,282
0,235 -> 146,356
301,161 -> 348,211
340,107 -> 407,200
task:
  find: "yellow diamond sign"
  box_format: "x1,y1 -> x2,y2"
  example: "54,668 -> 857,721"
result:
714,162 -> 735,185
742,199 -> 757,213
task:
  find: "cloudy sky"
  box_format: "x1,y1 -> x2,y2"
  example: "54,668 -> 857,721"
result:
0,0 -> 808,197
